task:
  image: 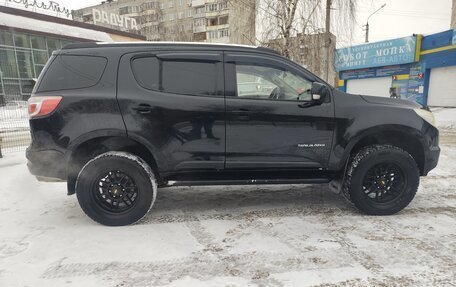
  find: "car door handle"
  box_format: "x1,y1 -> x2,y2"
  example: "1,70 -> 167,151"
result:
132,104 -> 152,114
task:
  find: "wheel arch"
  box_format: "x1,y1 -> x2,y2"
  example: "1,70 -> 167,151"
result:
340,125 -> 426,175
66,135 -> 161,195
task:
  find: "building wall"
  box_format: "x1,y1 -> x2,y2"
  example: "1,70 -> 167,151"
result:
268,33 -> 337,86
0,28 -> 75,104
0,6 -> 143,106
452,0 -> 456,29
337,30 -> 456,107
73,0 -> 256,45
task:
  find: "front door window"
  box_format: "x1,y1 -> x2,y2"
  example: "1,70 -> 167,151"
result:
235,64 -> 313,101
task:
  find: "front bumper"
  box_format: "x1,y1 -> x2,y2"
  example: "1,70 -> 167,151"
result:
423,145 -> 440,175
26,147 -> 67,181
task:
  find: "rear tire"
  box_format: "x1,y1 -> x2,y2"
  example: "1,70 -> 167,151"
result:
343,145 -> 419,215
76,152 -> 157,226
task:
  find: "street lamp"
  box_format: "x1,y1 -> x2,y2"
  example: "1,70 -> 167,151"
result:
364,3 -> 386,43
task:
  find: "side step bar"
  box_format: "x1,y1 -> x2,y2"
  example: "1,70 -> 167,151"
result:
164,178 -> 330,187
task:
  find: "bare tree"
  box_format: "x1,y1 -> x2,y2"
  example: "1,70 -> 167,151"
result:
257,0 -> 358,83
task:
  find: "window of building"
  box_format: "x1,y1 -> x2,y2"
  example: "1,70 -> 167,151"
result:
14,33 -> 31,48
33,51 -> 48,65
0,49 -> 18,77
187,9 -> 192,17
119,7 -> 129,15
208,18 -> 217,26
61,40 -> 73,48
46,38 -> 61,56
31,36 -> 47,50
178,11 -> 184,19
177,0 -> 183,6
219,16 -> 228,25
169,13 -> 174,21
206,3 -> 218,12
168,0 -> 174,8
220,28 -> 229,37
219,1 -> 228,10
37,55 -> 107,92
194,18 -> 206,26
16,51 -> 33,78
83,14 -> 93,22
132,57 -> 217,96
195,7 -> 205,14
194,32 -> 207,41
0,30 -> 14,47
207,31 -> 217,39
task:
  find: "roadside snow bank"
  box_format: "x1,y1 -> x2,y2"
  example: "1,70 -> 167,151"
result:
432,108 -> 456,130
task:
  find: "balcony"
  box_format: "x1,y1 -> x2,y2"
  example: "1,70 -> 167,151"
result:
192,0 -> 205,7
193,25 -> 207,33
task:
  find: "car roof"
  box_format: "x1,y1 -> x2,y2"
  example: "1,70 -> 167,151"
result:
62,41 -> 279,55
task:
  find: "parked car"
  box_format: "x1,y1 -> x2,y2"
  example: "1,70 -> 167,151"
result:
26,42 -> 440,226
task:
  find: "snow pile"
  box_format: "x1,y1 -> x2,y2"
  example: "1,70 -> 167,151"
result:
432,108 -> 456,131
0,106 -> 29,133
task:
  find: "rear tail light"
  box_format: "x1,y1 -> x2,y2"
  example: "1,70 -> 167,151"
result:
28,96 -> 62,118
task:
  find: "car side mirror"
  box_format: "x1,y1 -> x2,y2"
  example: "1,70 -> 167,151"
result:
311,82 -> 329,103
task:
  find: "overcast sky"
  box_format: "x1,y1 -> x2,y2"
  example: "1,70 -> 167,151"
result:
3,0 -> 453,47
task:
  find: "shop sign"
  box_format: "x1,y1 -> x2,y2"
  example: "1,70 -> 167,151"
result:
92,9 -> 139,30
406,62 -> 426,106
335,36 -> 417,71
7,0 -> 71,17
340,65 -> 410,80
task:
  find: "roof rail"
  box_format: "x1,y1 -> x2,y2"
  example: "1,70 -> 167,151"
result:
61,42 -> 282,56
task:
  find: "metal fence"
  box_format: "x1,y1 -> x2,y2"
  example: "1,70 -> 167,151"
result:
0,98 -> 31,157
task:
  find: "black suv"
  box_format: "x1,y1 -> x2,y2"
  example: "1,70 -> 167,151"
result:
26,42 -> 440,226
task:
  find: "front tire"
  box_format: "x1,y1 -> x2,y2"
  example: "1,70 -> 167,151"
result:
76,152 -> 157,226
343,145 -> 419,215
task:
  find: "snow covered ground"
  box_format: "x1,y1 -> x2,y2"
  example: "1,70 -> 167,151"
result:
432,107 -> 456,131
0,137 -> 456,286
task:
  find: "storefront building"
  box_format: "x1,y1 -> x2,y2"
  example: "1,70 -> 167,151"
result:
335,29 -> 456,107
0,6 -> 145,105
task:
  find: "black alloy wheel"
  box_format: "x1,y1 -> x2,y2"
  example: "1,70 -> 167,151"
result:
76,152 -> 157,226
362,163 -> 406,204
343,145 -> 420,215
94,170 -> 139,213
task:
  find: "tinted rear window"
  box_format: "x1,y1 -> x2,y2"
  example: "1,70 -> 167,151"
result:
38,55 -> 107,92
132,57 -> 217,96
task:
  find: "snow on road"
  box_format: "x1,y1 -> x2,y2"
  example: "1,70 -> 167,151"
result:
0,139 -> 455,286
432,108 -> 456,131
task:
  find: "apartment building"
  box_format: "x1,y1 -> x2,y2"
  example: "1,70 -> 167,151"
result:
72,0 -> 255,44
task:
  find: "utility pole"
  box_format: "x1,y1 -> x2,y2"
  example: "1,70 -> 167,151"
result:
364,3 -> 386,43
324,0 -> 331,82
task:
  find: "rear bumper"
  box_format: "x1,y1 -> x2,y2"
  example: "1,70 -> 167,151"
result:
26,147 -> 66,181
